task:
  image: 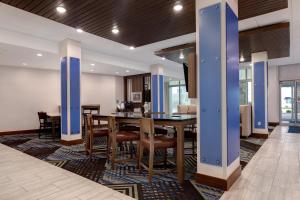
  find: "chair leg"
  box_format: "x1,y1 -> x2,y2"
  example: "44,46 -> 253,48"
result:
148,146 -> 154,183
38,128 -> 41,139
130,141 -> 133,159
111,140 -> 116,170
136,142 -> 140,168
139,143 -> 144,173
163,149 -> 167,169
89,134 -> 93,159
192,139 -> 195,155
106,136 -> 109,157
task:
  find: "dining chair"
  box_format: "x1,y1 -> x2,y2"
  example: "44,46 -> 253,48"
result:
184,124 -> 197,155
107,116 -> 140,169
139,118 -> 177,183
37,112 -> 52,139
85,114 -> 109,158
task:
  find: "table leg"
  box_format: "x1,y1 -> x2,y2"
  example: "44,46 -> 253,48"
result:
176,124 -> 185,184
52,119 -> 55,141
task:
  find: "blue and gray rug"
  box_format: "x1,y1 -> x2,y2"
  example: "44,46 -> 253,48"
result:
0,133 -> 266,200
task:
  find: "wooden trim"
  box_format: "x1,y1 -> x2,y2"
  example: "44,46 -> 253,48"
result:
188,52 -> 197,98
0,129 -> 39,136
268,122 -> 280,127
60,139 -> 83,146
195,165 -> 241,191
251,133 -> 269,139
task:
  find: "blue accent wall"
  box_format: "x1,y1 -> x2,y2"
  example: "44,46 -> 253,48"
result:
226,4 -> 240,165
254,61 -> 266,129
159,75 -> 164,112
152,75 -> 158,112
199,3 -> 222,166
70,57 -> 81,135
61,57 -> 68,135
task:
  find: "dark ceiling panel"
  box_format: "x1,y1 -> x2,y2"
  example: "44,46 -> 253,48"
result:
155,43 -> 195,64
238,0 -> 288,20
0,0 -> 195,47
155,23 -> 290,64
0,0 -> 288,46
239,22 -> 290,62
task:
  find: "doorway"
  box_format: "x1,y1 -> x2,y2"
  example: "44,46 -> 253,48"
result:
280,80 -> 300,124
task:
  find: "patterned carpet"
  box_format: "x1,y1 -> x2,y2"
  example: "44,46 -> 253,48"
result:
0,133 -> 267,200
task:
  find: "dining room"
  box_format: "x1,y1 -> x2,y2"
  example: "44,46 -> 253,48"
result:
1,0 -> 298,200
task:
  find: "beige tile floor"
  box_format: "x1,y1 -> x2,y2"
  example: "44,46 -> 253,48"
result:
221,126 -> 300,200
0,144 -> 134,200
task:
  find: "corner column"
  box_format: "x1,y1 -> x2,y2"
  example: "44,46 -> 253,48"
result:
252,52 -> 269,136
59,39 -> 82,144
151,65 -> 165,113
196,0 -> 240,190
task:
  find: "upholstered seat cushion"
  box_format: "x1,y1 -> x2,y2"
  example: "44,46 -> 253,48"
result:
141,136 -> 176,149
116,131 -> 140,142
93,128 -> 109,137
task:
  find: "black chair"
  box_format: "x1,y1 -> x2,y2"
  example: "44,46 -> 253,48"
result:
37,112 -> 52,139
184,125 -> 197,155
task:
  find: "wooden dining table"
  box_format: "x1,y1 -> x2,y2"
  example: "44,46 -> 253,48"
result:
92,112 -> 197,184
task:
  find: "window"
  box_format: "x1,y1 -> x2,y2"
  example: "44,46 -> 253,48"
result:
168,80 -> 190,113
239,67 -> 252,105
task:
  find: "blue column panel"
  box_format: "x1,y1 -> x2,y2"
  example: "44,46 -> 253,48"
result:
199,3 -> 222,166
61,57 -> 68,135
70,57 -> 81,135
254,61 -> 266,129
226,4 -> 240,165
152,75 -> 158,112
159,75 -> 164,112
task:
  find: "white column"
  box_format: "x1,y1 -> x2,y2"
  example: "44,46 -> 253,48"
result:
150,64 -> 165,113
196,0 -> 240,190
59,39 -> 82,142
251,52 -> 269,135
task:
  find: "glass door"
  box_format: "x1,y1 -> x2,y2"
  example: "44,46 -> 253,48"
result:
280,81 -> 295,124
296,81 -> 300,124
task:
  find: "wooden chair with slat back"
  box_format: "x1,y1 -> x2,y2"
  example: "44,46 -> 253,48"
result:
107,116 -> 140,169
37,112 -> 52,138
139,118 -> 177,183
85,114 -> 109,158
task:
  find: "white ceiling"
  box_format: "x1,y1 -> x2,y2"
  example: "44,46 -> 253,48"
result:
0,0 -> 299,77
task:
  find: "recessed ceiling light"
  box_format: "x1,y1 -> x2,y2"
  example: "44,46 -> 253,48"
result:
129,46 -> 135,50
22,62 -> 27,66
56,6 -> 66,14
126,70 -> 130,73
36,53 -> 43,57
90,69 -> 94,72
112,26 -> 119,34
179,53 -> 184,60
162,57 -> 166,60
173,1 -> 183,12
240,55 -> 245,62
90,63 -> 95,66
116,72 -> 120,74
76,28 -> 83,33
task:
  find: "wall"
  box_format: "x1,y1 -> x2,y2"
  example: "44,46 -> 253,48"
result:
0,65 -> 123,132
279,64 -> 300,81
268,66 -> 280,123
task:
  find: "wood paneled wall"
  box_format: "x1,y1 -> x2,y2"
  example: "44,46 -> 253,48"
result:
124,73 -> 151,108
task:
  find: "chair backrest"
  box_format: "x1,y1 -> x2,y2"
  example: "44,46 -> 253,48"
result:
38,112 -> 48,124
86,114 -> 94,136
140,118 -> 155,142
